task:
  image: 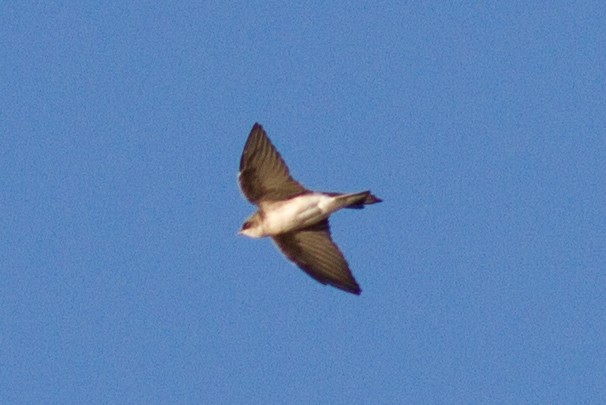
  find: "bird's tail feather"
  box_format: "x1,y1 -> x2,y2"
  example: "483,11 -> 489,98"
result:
335,191 -> 382,209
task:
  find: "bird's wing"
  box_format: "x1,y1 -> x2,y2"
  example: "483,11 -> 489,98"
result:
238,123 -> 307,204
272,220 -> 361,295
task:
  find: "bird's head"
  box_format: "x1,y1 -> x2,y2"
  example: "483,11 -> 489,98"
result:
238,213 -> 264,238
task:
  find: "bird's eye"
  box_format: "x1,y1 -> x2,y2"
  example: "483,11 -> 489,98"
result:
242,222 -> 251,230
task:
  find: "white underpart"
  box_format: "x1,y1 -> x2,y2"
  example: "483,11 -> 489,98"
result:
260,194 -> 340,235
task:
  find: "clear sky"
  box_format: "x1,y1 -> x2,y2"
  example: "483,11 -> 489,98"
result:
2,2 -> 605,403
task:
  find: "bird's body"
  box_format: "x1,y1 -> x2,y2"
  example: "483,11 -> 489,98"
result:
238,123 -> 381,295
242,192 -> 374,237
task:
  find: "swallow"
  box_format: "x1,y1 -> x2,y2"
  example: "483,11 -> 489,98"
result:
238,123 -> 381,295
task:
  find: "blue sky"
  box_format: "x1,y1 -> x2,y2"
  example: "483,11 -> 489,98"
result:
2,2 -> 605,403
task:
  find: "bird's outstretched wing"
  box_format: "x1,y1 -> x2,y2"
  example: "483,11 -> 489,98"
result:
239,123 -> 307,204
272,220 -> 361,295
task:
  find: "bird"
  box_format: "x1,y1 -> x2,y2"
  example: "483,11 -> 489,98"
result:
238,123 -> 381,295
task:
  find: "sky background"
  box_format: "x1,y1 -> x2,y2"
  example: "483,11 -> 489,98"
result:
2,2 -> 605,403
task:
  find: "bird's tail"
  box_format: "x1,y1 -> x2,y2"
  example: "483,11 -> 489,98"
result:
335,191 -> 382,209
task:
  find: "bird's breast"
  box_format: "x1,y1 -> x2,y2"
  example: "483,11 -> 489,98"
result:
261,194 -> 336,235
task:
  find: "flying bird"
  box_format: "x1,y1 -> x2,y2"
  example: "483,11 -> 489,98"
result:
238,123 -> 381,295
